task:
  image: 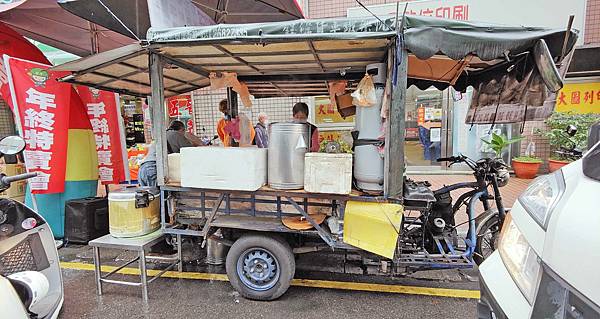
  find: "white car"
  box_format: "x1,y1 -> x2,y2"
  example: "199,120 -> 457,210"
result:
478,143 -> 600,318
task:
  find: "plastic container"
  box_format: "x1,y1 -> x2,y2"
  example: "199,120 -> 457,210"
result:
26,180 -> 99,239
108,187 -> 160,238
304,153 -> 353,194
181,147 -> 267,191
64,197 -> 109,244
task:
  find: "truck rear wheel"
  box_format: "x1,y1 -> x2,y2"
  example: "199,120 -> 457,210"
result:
225,234 -> 295,300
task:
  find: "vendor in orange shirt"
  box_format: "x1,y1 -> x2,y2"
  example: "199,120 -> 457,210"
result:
217,99 -> 255,147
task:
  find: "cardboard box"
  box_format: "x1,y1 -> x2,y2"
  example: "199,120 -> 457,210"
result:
0,163 -> 26,176
0,180 -> 26,198
0,164 -> 27,198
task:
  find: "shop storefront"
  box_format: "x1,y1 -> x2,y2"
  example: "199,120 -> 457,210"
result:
345,0 -> 586,172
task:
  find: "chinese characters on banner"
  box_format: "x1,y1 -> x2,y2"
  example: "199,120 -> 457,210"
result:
77,86 -> 128,184
404,4 -> 469,20
4,57 -> 70,193
555,82 -> 600,114
167,95 -> 195,134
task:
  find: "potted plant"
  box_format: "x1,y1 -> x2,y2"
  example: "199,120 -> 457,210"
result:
538,112 -> 600,172
511,156 -> 543,179
481,133 -> 523,159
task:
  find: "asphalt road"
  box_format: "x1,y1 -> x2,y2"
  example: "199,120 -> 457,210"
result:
59,267 -> 477,319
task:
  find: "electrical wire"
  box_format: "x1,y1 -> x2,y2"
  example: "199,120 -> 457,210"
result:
96,0 -> 141,42
354,0 -> 394,32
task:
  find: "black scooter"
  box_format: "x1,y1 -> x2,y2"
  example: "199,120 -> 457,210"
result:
0,135 -> 63,319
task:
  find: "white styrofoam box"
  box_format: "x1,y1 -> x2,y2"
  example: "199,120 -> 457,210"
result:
168,153 -> 181,183
181,147 -> 267,191
304,153 -> 353,194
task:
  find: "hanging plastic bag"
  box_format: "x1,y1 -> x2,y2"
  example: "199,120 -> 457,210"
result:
351,74 -> 377,107
237,112 -> 254,147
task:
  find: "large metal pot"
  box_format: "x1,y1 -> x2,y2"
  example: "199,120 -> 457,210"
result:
268,123 -> 309,189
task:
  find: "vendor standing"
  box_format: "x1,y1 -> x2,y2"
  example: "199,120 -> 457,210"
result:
292,102 -> 319,152
217,99 -> 232,146
217,99 -> 255,147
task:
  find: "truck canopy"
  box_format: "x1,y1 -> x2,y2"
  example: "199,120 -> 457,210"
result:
53,15 -> 577,101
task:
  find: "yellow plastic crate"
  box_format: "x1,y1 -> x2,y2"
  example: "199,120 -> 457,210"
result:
343,201 -> 403,259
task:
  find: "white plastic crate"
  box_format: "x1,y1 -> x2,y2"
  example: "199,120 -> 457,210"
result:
304,153 -> 353,194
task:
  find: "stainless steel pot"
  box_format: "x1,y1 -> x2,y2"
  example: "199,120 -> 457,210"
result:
268,123 -> 309,189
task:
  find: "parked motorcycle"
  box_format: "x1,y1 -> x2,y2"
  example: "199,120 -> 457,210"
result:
0,135 -> 63,319
402,154 -> 509,267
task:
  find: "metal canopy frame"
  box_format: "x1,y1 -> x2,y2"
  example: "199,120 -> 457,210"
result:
56,37 -> 397,98
52,15 -> 577,198
140,39 -> 407,198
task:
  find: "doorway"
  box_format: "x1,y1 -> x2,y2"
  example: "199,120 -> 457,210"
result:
404,86 -> 449,171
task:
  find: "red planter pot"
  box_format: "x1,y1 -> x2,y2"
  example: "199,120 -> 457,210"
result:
512,160 -> 542,179
548,159 -> 570,172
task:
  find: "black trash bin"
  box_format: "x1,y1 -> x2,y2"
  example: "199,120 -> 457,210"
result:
64,197 -> 109,244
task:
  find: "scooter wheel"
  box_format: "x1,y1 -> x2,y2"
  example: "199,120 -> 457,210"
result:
226,234 -> 295,301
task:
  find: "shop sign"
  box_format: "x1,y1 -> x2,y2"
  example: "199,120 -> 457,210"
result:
350,1 -> 469,20
555,82 -> 600,114
78,86 -> 128,184
167,94 -> 195,133
314,96 -> 354,125
348,0 -> 586,44
4,56 -> 70,193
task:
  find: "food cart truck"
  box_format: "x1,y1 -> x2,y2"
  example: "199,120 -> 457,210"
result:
53,14 -> 576,300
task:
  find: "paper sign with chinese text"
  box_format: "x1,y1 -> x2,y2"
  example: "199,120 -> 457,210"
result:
555,82 -> 600,114
78,86 -> 128,184
314,97 -> 354,125
167,95 -> 195,134
4,57 -> 70,193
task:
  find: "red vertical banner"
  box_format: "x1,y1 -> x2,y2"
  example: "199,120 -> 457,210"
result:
4,56 -> 70,193
77,86 -> 127,184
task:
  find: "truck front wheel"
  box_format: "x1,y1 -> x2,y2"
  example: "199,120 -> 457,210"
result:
225,234 -> 295,300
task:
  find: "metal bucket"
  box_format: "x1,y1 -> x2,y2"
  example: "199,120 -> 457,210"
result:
206,237 -> 229,265
268,123 -> 310,189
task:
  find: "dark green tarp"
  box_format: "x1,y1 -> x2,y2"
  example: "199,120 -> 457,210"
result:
147,15 -> 577,62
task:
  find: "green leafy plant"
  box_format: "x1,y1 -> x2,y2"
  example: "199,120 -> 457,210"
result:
481,133 -> 524,158
537,112 -> 600,161
512,156 -> 543,163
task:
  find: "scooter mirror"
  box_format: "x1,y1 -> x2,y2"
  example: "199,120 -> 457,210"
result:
566,125 -> 577,137
0,136 -> 26,155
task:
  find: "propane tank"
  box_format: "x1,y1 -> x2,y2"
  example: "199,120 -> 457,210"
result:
353,63 -> 386,192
